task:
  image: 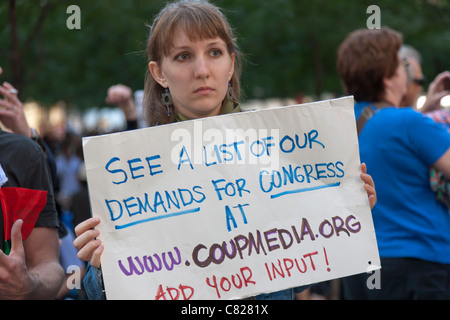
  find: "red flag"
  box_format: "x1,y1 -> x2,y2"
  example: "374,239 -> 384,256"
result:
0,187 -> 47,241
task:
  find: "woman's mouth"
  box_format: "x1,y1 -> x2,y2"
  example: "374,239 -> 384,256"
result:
195,86 -> 214,95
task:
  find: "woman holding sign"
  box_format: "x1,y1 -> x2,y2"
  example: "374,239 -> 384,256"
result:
74,0 -> 377,300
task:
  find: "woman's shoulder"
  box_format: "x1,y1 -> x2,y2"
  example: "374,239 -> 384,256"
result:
381,106 -> 427,122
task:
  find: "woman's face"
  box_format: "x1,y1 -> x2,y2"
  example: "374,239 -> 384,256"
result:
149,28 -> 235,119
383,53 -> 408,106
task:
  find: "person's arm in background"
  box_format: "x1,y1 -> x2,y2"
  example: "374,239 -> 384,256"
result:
434,148 -> 450,179
420,71 -> 450,113
106,84 -> 139,130
0,220 -> 64,299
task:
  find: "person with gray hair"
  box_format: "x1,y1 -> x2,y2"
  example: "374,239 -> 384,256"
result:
399,45 -> 450,112
399,45 -> 424,108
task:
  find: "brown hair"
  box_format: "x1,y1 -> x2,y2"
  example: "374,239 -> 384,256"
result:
337,27 -> 403,102
143,0 -> 242,126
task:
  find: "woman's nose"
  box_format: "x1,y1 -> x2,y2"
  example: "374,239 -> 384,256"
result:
194,56 -> 210,79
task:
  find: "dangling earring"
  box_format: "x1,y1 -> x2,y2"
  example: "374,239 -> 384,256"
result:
161,88 -> 173,116
226,83 -> 237,109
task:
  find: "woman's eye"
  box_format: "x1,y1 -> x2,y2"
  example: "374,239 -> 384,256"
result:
210,49 -> 222,57
176,53 -> 189,61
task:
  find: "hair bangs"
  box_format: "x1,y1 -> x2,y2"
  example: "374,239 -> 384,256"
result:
161,3 -> 233,57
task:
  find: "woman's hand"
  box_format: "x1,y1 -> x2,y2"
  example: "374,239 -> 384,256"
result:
73,217 -> 104,268
360,163 -> 377,209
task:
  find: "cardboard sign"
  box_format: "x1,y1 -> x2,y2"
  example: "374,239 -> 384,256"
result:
82,96 -> 379,300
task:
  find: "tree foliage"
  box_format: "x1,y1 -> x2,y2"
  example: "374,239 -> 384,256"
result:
0,0 -> 449,110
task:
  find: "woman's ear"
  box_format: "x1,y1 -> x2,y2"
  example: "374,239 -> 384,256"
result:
149,61 -> 167,88
382,75 -> 395,102
228,53 -> 235,82
383,76 -> 393,90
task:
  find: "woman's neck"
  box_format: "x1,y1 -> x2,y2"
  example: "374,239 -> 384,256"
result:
380,89 -> 400,107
